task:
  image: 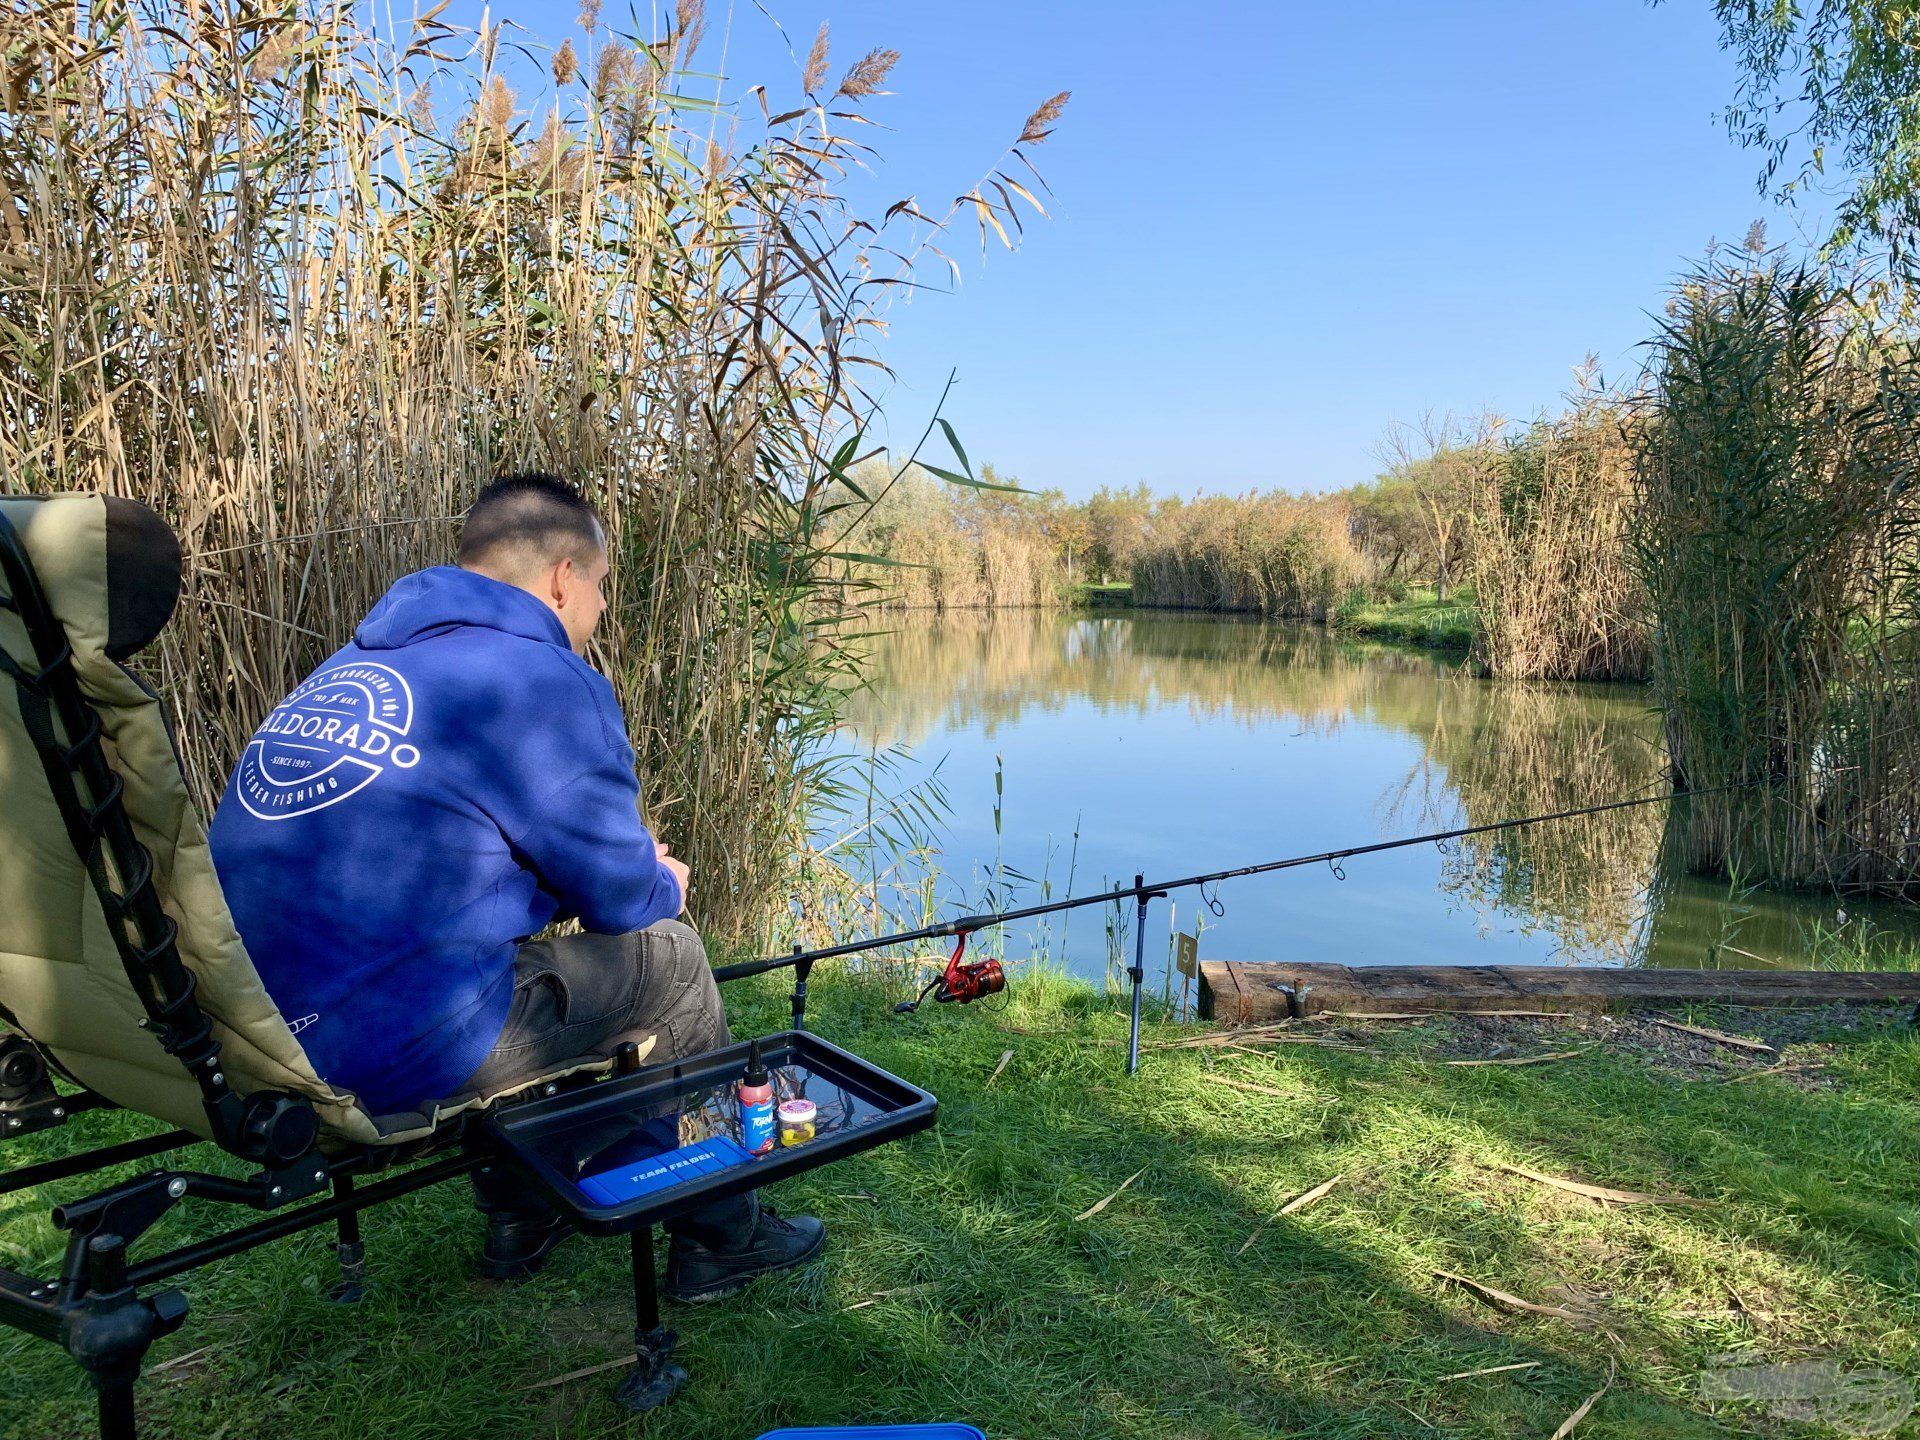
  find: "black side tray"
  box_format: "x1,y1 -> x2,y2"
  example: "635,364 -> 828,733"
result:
481,1031 -> 937,1235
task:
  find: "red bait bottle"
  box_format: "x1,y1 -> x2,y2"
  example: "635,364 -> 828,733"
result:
737,1038 -> 775,1155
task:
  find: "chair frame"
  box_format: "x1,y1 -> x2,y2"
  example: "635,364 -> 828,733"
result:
0,509 -> 818,1438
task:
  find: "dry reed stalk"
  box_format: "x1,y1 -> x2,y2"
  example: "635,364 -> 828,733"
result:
1236,1173 -> 1342,1254
1645,1019 -> 1777,1054
1491,1161 -> 1710,1207
1465,381 -> 1649,682
1129,491 -> 1370,618
0,0 -> 1056,942
1440,1049 -> 1588,1067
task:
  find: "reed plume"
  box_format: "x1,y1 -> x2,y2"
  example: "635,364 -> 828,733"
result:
1020,91 -> 1071,144
803,24 -> 830,94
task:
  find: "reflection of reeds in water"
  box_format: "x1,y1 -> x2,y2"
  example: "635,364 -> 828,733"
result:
846,612 -> 1672,962
1411,680 -> 1666,963
841,613 -> 1457,750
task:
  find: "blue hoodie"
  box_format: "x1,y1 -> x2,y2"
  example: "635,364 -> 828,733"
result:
208,566 -> 683,1115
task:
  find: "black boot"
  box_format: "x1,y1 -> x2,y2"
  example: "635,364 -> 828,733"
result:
473,1163 -> 576,1282
663,1200 -> 826,1304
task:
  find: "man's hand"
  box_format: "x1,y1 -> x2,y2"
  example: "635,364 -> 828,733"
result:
655,840 -> 690,910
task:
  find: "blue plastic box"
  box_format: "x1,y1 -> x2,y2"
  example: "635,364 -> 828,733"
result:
753,1428 -> 985,1440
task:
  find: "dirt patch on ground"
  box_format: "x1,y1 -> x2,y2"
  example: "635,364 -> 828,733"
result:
1319,1003 -> 1912,1086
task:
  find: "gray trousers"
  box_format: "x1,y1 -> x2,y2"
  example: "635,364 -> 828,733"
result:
465,919 -> 755,1245
465,919 -> 729,1091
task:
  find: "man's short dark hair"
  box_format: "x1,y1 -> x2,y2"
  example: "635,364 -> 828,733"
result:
457,473 -> 605,571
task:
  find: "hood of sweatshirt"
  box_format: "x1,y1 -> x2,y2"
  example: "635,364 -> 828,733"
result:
353,565 -> 570,653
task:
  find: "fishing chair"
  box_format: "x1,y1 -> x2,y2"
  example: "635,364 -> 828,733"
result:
0,494 -> 935,1439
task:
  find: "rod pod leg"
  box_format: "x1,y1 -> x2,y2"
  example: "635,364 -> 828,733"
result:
1127,876 -> 1150,1076
613,1225 -> 687,1412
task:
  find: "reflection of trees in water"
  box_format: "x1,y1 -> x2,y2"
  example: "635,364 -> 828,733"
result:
844,613 -> 1669,962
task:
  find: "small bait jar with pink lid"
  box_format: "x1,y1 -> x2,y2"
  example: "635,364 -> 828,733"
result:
776,1098 -> 817,1148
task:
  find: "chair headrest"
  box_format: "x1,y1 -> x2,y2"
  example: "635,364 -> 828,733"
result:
0,494 -> 182,661
101,496 -> 183,659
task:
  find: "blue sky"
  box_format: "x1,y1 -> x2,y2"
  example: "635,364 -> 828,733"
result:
453,0 -> 1829,497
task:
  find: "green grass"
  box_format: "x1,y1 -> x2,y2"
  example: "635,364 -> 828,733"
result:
3,972 -> 1916,1439
1064,580 -> 1135,608
1336,585 -> 1478,652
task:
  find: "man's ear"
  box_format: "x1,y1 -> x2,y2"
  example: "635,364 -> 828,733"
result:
548,555 -> 575,608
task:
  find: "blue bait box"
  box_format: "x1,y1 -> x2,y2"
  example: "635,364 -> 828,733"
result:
575,1134 -> 753,1207
753,1428 -> 986,1440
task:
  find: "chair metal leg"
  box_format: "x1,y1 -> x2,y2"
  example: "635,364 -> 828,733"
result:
97,1375 -> 138,1440
64,1233 -> 185,1440
329,1175 -> 366,1303
612,1225 -> 685,1412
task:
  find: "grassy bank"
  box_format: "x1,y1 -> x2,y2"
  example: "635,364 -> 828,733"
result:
5,971 -> 1914,1439
1064,580 -> 1135,607
1335,585 -> 1477,652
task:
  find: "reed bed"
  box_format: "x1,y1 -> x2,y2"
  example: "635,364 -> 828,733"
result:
1129,492 -> 1369,617
849,468 -> 1066,611
1464,393 -> 1649,682
1631,260 -> 1920,899
0,0 -> 1058,940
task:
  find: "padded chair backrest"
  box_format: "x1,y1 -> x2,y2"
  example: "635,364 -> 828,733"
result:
0,493 -> 385,1144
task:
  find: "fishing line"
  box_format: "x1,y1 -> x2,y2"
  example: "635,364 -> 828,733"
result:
714,782 -> 1744,986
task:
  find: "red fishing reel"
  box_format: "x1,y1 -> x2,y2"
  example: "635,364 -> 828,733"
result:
893,931 -> 1006,1014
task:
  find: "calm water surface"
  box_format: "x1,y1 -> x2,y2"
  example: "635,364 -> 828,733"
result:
833,610 -> 1920,983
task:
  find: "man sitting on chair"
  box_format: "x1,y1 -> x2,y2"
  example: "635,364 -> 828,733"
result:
208,473 -> 823,1297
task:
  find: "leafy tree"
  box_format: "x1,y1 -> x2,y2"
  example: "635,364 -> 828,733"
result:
1691,1 -> 1920,274
1345,475 -> 1428,580
1084,483 -> 1154,581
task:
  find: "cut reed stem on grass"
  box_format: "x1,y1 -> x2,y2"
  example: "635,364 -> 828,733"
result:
1492,1161 -> 1710,1208
1647,1019 -> 1778,1055
1433,1272 -> 1617,1343
1439,1360 -> 1542,1382
1548,1365 -> 1614,1440
1717,1061 -> 1827,1084
1441,1049 -> 1589,1068
1236,1175 -> 1343,1255
1204,1074 -> 1293,1099
1074,1168 -> 1146,1222
516,1355 -> 637,1392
